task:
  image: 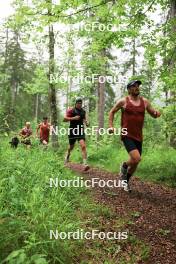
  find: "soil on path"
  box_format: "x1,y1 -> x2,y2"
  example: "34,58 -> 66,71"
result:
67,163 -> 176,264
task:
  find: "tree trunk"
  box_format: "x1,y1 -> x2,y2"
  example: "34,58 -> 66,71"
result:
170,0 -> 176,104
9,79 -> 17,130
49,24 -> 59,148
4,28 -> 8,66
35,93 -> 39,122
66,73 -> 72,109
169,0 -> 176,147
97,49 -> 106,138
98,79 -> 105,130
132,38 -> 136,76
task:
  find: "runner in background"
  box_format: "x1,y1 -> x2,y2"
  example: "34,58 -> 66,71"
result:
19,122 -> 33,149
64,98 -> 89,171
109,80 -> 161,192
36,117 -> 51,146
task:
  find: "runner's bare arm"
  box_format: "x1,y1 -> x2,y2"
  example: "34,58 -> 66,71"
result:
109,98 -> 125,128
63,115 -> 80,122
19,129 -> 23,137
145,99 -> 161,118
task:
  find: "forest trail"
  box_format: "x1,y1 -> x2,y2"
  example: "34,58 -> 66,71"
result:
67,163 -> 176,264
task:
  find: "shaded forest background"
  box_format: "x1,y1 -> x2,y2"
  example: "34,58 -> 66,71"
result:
0,1 -> 176,263
0,0 -> 176,147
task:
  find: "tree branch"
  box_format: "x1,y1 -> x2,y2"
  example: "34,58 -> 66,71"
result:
128,0 -> 156,27
58,0 -> 111,18
24,0 -> 112,19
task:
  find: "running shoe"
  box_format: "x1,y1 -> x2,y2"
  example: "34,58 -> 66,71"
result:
124,182 -> 132,192
83,164 -> 90,171
64,154 -> 70,164
119,163 -> 128,181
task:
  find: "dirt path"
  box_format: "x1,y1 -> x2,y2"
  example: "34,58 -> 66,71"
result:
67,163 -> 176,264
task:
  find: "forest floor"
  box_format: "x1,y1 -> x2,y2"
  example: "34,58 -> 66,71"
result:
67,163 -> 176,264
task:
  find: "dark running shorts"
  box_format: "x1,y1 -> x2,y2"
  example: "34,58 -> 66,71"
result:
122,137 -> 142,156
21,139 -> 31,145
68,135 -> 85,145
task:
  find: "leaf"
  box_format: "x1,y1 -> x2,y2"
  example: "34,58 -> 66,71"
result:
31,254 -> 48,264
5,249 -> 25,261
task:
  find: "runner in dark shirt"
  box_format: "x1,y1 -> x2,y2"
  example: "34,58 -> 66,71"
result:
109,80 -> 161,192
64,97 -> 89,170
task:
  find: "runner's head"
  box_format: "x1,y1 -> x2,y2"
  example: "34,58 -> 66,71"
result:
75,97 -> 83,109
25,122 -> 31,128
127,80 -> 142,96
43,117 -> 48,124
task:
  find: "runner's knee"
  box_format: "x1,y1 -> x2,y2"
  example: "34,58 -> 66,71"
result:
131,156 -> 141,165
69,145 -> 74,150
81,144 -> 86,151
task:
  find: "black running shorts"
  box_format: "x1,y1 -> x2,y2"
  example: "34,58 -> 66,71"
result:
21,138 -> 31,145
68,126 -> 85,145
122,137 -> 142,155
68,135 -> 85,145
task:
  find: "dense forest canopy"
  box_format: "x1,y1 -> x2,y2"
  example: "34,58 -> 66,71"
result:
0,0 -> 175,144
0,1 -> 176,264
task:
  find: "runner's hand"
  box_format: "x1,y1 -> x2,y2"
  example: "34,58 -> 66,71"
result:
156,111 -> 161,117
73,115 -> 80,120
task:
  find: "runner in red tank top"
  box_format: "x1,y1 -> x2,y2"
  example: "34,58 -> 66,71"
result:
109,80 -> 161,192
121,96 -> 145,142
36,117 -> 51,146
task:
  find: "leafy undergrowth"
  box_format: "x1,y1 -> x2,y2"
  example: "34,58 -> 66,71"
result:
71,137 -> 176,187
77,203 -> 150,264
0,139 -> 150,263
0,140 -> 88,263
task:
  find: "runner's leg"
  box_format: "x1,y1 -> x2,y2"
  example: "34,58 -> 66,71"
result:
79,139 -> 89,170
42,140 -> 48,145
79,139 -> 87,161
126,149 -> 141,181
121,138 -> 142,191
67,144 -> 74,156
65,136 -> 76,163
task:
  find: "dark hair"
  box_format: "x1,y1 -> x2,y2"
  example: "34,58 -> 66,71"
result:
75,97 -> 83,104
127,80 -> 142,89
43,117 -> 48,120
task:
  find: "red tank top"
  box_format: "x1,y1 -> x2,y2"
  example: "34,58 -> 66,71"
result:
121,96 -> 145,142
21,127 -> 32,137
40,122 -> 50,141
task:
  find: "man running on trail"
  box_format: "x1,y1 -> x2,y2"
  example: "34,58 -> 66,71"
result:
109,80 -> 161,192
36,117 -> 51,145
20,122 -> 33,148
64,97 -> 89,170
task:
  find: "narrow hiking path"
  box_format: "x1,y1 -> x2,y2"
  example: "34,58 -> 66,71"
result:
67,163 -> 176,264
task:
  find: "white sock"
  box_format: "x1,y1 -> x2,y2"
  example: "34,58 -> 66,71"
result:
65,152 -> 70,160
83,159 -> 87,165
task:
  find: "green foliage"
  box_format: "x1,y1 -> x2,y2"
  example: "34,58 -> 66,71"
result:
0,140 -> 89,263
24,65 -> 48,95
73,134 -> 176,187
